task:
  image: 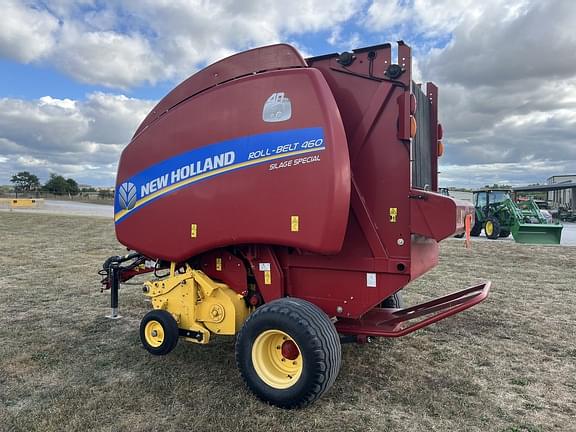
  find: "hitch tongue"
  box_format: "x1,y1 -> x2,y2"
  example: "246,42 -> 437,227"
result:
99,252 -> 143,319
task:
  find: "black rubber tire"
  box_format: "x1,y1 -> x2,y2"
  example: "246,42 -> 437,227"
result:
453,233 -> 465,238
139,309 -> 179,356
380,292 -> 404,308
485,217 -> 501,240
470,219 -> 482,237
499,230 -> 510,238
235,298 -> 342,409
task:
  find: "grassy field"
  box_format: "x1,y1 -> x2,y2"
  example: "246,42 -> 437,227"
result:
1,212 -> 575,432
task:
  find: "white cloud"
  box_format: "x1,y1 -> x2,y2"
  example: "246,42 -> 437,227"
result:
400,0 -> 576,187
426,1 -> 576,86
327,27 -> 342,46
1,0 -> 365,89
0,0 -> 60,62
82,93 -> 155,144
0,93 -> 155,185
121,0 -> 365,83
365,0 -> 411,29
16,155 -> 49,167
53,24 -> 165,89
365,0 -> 478,38
0,96 -> 88,151
39,96 -> 77,110
327,27 -> 362,50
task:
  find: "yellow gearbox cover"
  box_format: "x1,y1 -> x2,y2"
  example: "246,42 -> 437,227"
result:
143,267 -> 249,342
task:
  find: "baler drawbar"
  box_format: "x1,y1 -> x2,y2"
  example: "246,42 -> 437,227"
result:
101,41 -> 490,408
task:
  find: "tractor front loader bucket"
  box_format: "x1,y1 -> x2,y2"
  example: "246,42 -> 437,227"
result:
511,223 -> 563,244
504,197 -> 563,245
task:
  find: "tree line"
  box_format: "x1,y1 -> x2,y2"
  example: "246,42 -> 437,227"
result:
10,171 -> 81,196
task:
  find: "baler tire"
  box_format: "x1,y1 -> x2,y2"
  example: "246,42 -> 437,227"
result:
484,218 -> 501,240
471,220 -> 482,237
380,292 -> 404,308
499,230 -> 510,238
235,297 -> 341,409
140,310 -> 179,356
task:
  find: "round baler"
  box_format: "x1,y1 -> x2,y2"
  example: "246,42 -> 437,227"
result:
101,42 -> 491,408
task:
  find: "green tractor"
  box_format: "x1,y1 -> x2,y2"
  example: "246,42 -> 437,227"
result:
472,188 -> 563,244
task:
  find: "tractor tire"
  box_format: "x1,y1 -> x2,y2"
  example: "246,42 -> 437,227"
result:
499,230 -> 511,238
380,292 -> 404,308
236,297 -> 341,409
484,218 -> 501,240
470,219 -> 482,237
140,309 -> 179,356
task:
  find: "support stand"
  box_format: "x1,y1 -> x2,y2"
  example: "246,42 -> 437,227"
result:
105,262 -> 122,320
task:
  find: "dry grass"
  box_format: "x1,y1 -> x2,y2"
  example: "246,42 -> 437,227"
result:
0,212 -> 575,432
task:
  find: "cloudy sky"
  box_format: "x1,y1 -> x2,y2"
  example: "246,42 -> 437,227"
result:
1,0 -> 575,187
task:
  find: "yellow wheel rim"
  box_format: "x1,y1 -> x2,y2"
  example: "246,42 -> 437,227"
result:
144,320 -> 165,348
485,221 -> 493,236
252,330 -> 303,389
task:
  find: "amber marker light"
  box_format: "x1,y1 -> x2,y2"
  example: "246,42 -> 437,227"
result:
410,115 -> 417,138
437,140 -> 444,157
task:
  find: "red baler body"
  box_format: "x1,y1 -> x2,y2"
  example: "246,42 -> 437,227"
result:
114,43 -> 489,335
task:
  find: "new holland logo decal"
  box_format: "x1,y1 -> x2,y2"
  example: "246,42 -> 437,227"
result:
114,127 -> 326,223
118,182 -> 137,210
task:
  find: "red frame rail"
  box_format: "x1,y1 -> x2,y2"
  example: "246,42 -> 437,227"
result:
335,282 -> 491,337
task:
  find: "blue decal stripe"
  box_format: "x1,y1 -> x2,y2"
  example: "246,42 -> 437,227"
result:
115,127 -> 325,223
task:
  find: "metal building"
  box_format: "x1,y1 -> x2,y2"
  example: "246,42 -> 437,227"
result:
547,175 -> 576,210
